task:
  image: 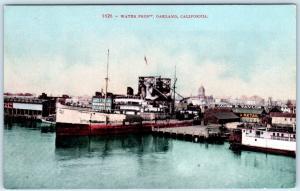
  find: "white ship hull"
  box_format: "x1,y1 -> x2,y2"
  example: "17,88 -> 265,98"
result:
56,103 -> 126,125
241,128 -> 296,156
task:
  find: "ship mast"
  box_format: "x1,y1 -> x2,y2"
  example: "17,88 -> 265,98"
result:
104,49 -> 109,111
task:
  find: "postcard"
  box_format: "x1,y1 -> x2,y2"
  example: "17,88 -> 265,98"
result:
3,4 -> 296,189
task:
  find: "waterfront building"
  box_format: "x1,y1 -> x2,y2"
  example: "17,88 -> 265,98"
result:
232,107 -> 266,123
204,108 -> 240,125
270,112 -> 296,127
187,84 -> 214,111
4,96 -> 43,118
4,94 -> 57,120
206,112 -> 240,125
4,92 -> 35,97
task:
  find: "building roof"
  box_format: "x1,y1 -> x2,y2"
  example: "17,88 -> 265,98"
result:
213,112 -> 240,120
232,108 -> 264,115
4,96 -> 45,104
270,112 -> 296,118
206,108 -> 233,112
268,106 -> 282,113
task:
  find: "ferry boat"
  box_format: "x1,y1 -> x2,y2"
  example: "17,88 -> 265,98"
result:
229,126 -> 296,157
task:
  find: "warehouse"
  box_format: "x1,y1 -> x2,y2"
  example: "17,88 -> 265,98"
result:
232,108 -> 266,123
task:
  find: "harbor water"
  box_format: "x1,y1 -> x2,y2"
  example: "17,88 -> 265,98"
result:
4,123 -> 296,189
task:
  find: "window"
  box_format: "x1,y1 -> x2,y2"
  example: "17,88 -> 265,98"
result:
273,133 -> 275,136
281,133 -> 284,137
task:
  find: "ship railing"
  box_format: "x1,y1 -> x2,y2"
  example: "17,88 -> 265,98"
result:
245,134 -> 296,142
58,104 -> 93,111
270,135 -> 296,142
289,138 -> 296,142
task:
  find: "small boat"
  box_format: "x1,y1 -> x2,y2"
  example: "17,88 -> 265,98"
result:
41,118 -> 56,125
41,115 -> 56,133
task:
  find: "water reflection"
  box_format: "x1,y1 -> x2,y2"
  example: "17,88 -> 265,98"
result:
55,134 -> 173,160
4,126 -> 296,188
4,121 -> 41,130
231,150 -> 242,158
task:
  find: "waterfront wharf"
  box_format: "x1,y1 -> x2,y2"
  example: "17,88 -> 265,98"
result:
152,125 -> 225,143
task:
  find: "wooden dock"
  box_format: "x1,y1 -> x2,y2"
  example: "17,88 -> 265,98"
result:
152,125 -> 225,143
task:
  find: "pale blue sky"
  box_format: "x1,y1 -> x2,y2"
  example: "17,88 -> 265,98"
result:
4,5 -> 296,99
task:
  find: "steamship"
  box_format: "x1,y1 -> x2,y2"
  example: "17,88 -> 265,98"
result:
55,103 -> 194,136
55,50 -> 196,136
229,126 -> 296,157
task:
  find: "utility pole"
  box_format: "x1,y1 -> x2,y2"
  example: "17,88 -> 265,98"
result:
104,49 -> 109,112
172,65 -> 177,115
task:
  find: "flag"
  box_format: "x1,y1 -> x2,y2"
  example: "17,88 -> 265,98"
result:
144,56 -> 148,65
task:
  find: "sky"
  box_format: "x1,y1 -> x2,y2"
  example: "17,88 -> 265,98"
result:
4,5 -> 296,100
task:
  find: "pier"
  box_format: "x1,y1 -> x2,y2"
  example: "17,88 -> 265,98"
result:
152,125 -> 225,143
